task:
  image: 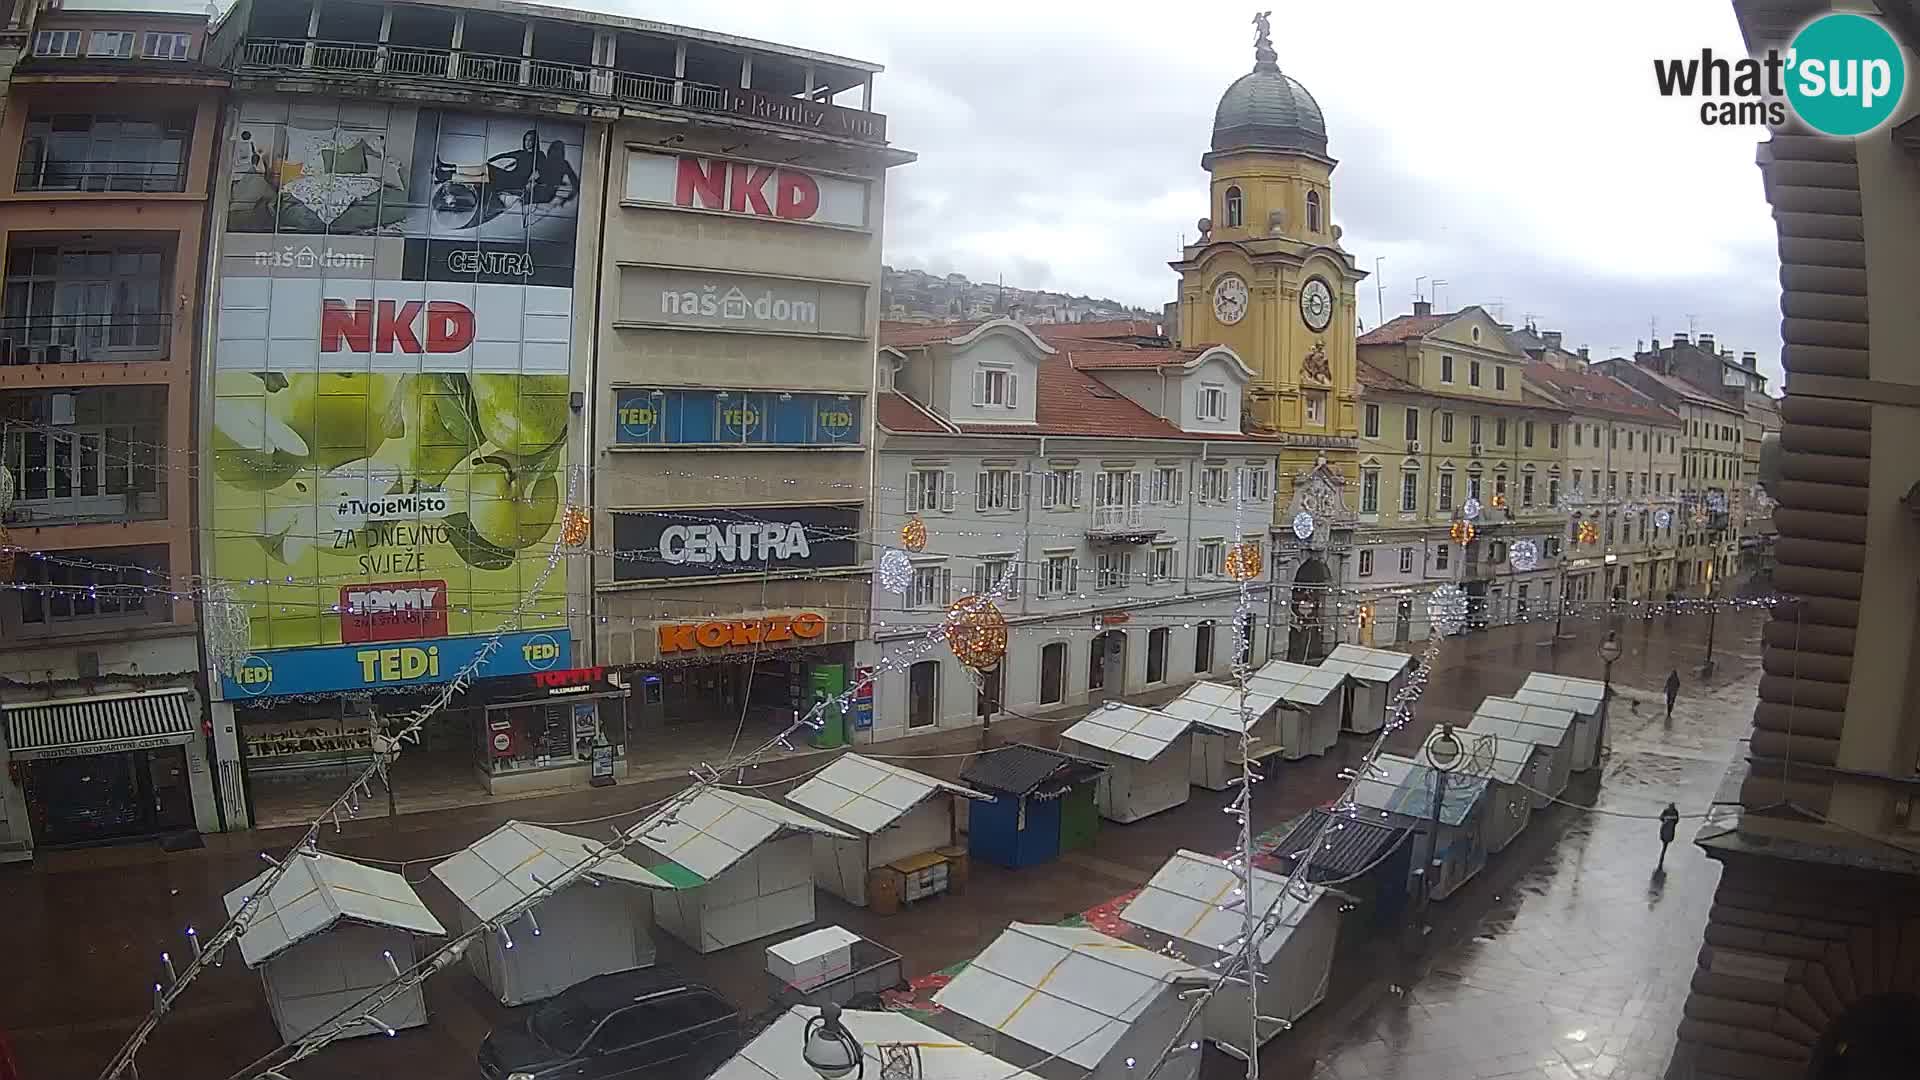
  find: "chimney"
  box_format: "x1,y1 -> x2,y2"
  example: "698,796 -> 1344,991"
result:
1578,346 -> 1590,360
1741,350 -> 1757,370
1673,332 -> 1689,346
1412,299 -> 1433,317
1698,332 -> 1715,353
1543,330 -> 1563,350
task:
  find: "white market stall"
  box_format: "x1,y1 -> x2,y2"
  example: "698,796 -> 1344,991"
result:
1121,849 -> 1340,1054
632,788 -> 851,953
1317,644 -> 1417,734
1467,696 -> 1577,808
1514,673 -> 1609,772
783,753 -> 987,909
1058,703 -> 1194,822
712,1004 -> 1043,1080
1353,753 -> 1491,902
224,849 -> 445,1043
1158,681 -> 1286,790
1246,660 -> 1345,759
1421,728 -> 1542,854
430,820 -> 670,1006
932,922 -> 1213,1080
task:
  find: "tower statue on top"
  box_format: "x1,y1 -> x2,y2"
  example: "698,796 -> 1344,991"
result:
1252,10 -> 1278,70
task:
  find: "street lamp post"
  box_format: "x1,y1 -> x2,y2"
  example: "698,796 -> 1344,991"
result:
1700,562 -> 1719,678
803,1003 -> 864,1080
1421,724 -> 1464,924
1598,629 -> 1623,757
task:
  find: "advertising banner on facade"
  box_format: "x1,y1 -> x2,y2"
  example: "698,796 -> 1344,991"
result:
211,99 -> 583,696
616,266 -> 867,336
611,504 -> 860,581
612,388 -> 860,447
622,150 -> 870,229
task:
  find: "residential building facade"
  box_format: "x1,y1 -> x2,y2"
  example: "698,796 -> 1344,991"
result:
1352,304 -> 1567,641
1666,4 -> 1920,1076
0,2 -> 224,860
865,319 -> 1279,740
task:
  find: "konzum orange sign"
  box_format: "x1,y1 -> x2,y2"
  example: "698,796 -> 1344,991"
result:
658,612 -> 828,653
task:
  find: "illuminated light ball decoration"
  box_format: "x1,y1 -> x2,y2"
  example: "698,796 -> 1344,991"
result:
560,506 -> 591,548
1461,497 -> 1482,521
1450,519 -> 1477,546
1224,541 -> 1264,581
1490,492 -> 1508,511
1578,519 -> 1600,546
1426,583 -> 1469,636
1508,539 -> 1539,572
900,516 -> 928,553
877,548 -> 914,595
944,594 -> 1009,671
1655,508 -> 1673,530
1291,511 -> 1315,541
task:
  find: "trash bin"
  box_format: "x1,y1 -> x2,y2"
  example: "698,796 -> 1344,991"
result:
866,866 -> 900,915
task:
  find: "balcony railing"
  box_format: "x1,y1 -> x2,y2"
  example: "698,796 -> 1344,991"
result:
1092,505 -> 1145,530
238,37 -> 889,144
16,159 -> 186,194
0,313 -> 172,364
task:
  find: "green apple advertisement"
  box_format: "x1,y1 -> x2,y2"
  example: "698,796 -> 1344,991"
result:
212,98 -> 583,695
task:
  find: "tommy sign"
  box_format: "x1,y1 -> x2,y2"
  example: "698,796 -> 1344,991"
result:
624,151 -> 870,229
612,504 -> 860,581
340,579 -> 450,643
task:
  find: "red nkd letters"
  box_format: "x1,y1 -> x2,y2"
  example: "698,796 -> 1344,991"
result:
674,156 -> 822,221
321,299 -> 476,354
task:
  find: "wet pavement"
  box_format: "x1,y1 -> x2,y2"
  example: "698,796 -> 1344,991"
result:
1,607 -> 1763,1080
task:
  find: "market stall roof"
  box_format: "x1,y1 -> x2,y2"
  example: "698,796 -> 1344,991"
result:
1059,702 -> 1191,761
1425,728 -> 1537,786
1318,644 -> 1417,685
1267,807 -> 1407,884
933,922 -> 1209,1070
631,788 -> 851,884
224,849 -> 445,968
1247,659 -> 1346,707
713,1005 -> 1044,1080
1159,680 -> 1282,734
785,753 -> 988,835
431,821 -> 670,922
958,744 -> 1106,799
1469,695 -> 1577,746
1123,849 -> 1325,964
1351,754 -> 1488,827
1513,672 -> 1607,717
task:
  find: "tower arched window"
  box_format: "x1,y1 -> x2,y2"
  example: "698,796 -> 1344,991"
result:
1224,186 -> 1243,228
1306,190 -> 1323,233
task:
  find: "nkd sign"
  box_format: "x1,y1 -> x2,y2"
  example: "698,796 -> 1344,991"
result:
624,151 -> 871,229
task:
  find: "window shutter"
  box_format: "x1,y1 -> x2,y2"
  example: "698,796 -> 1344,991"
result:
941,472 -> 956,512
941,567 -> 952,605
1010,471 -> 1023,510
972,369 -> 987,406
1128,471 -> 1142,506
976,471 -> 990,512
1006,372 -> 1019,409
1072,471 -> 1083,507
1068,558 -> 1080,592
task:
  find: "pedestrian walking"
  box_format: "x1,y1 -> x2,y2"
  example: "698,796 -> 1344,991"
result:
1658,802 -> 1681,871
1665,669 -> 1681,720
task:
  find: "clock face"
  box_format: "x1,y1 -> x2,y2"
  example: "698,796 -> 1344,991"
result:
1212,274 -> 1249,325
1300,277 -> 1334,332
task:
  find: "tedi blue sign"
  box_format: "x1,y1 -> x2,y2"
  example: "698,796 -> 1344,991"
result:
223,631 -> 570,699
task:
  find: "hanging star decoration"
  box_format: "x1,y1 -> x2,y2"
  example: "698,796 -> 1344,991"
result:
1578,519 -> 1600,546
1461,497 -> 1482,521
560,506 -> 590,548
1655,508 -> 1673,529
877,548 -> 914,595
944,594 -> 1008,671
1508,539 -> 1540,572
1426,583 -> 1469,636
900,516 -> 928,553
1224,541 -> 1264,581
1450,519 -> 1476,546
204,583 -> 254,675
1291,510 -> 1315,541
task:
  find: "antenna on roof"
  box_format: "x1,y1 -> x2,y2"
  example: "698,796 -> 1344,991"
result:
1686,313 -> 1699,337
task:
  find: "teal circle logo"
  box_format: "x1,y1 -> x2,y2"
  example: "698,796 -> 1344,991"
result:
1787,14 -> 1906,136
522,633 -> 563,671
235,655 -> 275,697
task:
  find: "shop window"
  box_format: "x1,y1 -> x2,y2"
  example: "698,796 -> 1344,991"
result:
1039,642 -> 1066,705
1147,627 -> 1169,684
908,661 -> 939,729
1194,621 -> 1215,673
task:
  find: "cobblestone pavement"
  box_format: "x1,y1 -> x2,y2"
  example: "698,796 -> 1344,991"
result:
2,607 -> 1764,1080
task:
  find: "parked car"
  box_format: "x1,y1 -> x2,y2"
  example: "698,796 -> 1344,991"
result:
478,969 -> 741,1080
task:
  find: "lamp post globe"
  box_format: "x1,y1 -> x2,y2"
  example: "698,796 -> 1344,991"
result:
1427,723 -> 1464,773
1598,630 -> 1623,666
802,1003 -> 862,1080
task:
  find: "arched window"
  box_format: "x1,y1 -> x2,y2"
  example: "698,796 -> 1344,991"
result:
1306,190 -> 1323,233
1224,186 -> 1243,228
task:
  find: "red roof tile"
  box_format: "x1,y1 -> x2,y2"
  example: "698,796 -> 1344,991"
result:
875,391 -> 954,434
1523,362 -> 1680,426
1356,361 -> 1418,393
1028,319 -> 1164,342
1065,345 -> 1209,371
1356,312 -> 1455,345
879,320 -> 986,348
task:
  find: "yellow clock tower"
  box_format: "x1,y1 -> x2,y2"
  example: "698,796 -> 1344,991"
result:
1171,11 -> 1365,508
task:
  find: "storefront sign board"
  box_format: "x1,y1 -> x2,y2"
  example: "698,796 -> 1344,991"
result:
612,505 -> 860,581
222,631 -> 571,699
657,613 -> 828,654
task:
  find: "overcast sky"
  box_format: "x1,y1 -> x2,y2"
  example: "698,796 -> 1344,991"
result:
596,0 -> 1782,384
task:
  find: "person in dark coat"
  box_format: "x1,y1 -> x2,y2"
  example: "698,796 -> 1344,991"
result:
1665,670 -> 1682,719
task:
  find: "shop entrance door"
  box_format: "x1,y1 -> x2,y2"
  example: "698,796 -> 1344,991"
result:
23,746 -> 191,846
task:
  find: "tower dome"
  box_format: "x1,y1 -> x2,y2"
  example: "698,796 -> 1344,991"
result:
1211,13 -> 1327,157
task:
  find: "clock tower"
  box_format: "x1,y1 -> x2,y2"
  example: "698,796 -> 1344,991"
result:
1171,11 -> 1364,499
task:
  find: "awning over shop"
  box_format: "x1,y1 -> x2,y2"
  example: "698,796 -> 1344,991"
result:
4,688 -> 197,760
